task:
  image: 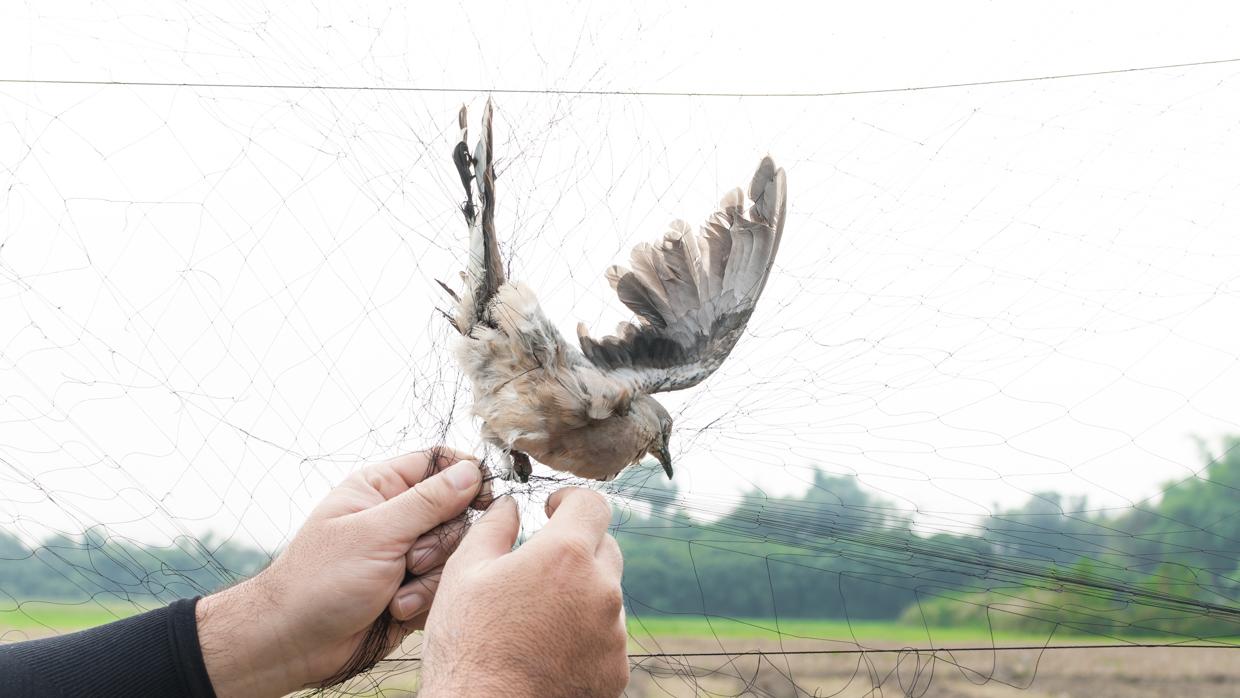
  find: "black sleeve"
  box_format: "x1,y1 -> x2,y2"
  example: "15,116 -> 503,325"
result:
0,597 -> 217,698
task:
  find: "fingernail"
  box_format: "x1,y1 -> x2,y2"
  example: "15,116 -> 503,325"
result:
410,536 -> 439,557
443,460 -> 481,491
408,537 -> 439,570
545,488 -> 569,516
395,590 -> 427,619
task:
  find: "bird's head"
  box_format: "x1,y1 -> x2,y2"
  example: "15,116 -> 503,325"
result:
634,395 -> 674,479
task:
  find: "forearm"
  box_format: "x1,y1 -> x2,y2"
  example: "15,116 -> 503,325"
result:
0,598 -> 215,698
196,575 -> 314,698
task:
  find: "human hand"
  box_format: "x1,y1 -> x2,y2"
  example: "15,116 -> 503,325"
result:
420,487 -> 628,697
196,447 -> 488,697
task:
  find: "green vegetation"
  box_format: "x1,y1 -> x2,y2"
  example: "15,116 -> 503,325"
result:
626,615 -> 1064,644
0,602 -> 138,632
6,604 -> 1233,648
612,437 -> 1240,640
0,528 -> 270,602
4,438 -> 1240,643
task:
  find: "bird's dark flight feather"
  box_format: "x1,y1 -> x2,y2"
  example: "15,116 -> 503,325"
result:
578,157 -> 786,394
447,100 -> 506,332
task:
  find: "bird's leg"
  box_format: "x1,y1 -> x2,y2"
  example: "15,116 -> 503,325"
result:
495,450 -> 532,483
511,451 -> 533,483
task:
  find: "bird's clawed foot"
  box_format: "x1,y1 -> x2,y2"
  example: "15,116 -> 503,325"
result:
511,451 -> 532,483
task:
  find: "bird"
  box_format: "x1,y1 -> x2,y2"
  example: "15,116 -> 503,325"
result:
440,100 -> 786,483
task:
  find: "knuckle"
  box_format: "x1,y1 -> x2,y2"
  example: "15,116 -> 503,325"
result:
577,489 -> 612,520
409,478 -> 451,512
600,584 -> 624,617
364,470 -> 389,494
363,462 -> 397,487
343,469 -> 371,490
557,534 -> 596,563
601,535 -> 622,564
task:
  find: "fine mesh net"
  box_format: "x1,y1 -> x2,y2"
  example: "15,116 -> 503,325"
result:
3,6 -> 1240,696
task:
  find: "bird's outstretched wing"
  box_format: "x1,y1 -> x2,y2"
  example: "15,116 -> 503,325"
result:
448,100 -> 504,334
577,157 -> 786,394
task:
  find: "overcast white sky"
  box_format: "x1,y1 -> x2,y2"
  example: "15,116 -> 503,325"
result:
2,2 -> 1240,548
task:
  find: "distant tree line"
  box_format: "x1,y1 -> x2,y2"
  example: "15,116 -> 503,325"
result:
0,528 -> 269,603
3,438 -> 1239,638
612,437 -> 1240,637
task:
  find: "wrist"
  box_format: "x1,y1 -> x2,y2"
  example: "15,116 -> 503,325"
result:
196,575 -> 313,697
421,645 -> 547,697
422,671 -> 515,697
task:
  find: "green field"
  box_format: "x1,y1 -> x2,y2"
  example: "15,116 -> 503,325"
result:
0,602 -> 139,634
625,615 -> 1085,644
626,615 -> 1240,648
1,603 -> 1058,643
5,604 -> 1234,650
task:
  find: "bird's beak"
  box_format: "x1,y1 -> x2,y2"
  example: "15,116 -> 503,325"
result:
656,445 -> 673,479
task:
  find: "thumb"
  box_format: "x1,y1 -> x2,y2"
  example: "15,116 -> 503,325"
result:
448,496 -> 519,571
357,459 -> 483,547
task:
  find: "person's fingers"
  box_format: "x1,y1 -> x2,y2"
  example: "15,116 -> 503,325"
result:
406,517 -> 468,575
354,446 -> 476,501
389,567 -> 443,621
595,533 -> 624,581
384,446 -> 478,490
533,487 -> 612,553
471,464 -> 496,511
354,459 -> 482,546
447,495 -> 519,570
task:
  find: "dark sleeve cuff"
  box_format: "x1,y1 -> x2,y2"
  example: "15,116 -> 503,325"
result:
0,597 -> 217,697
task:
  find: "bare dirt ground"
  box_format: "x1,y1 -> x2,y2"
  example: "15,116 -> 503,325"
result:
622,639 -> 1240,698
7,623 -> 1238,696
351,636 -> 1240,697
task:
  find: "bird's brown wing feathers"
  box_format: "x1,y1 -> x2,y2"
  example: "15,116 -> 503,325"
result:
451,100 -> 505,333
577,157 -> 787,394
